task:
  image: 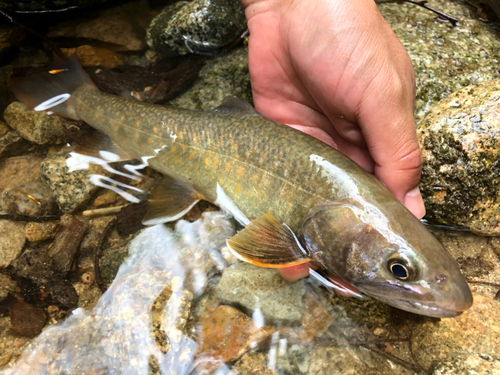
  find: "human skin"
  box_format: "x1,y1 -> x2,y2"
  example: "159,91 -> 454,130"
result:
239,0 -> 425,281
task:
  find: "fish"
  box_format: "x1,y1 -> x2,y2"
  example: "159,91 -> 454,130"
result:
10,56 -> 473,318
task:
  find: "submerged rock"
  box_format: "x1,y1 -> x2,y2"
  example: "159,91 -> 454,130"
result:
40,151 -> 111,213
8,300 -> 47,338
215,262 -> 306,322
378,0 -> 500,121
411,294 -> 500,373
3,102 -> 66,145
1,182 -> 55,217
171,47 -> 252,110
418,79 -> 500,235
0,220 -> 26,268
147,0 -> 246,57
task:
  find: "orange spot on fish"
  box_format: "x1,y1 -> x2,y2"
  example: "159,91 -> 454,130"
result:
263,179 -> 270,187
204,157 -> 210,167
147,137 -> 153,144
188,152 -> 195,160
214,157 -> 220,166
235,185 -> 241,195
251,175 -> 259,182
237,167 -> 244,175
176,158 -> 182,164
218,177 -> 224,184
182,145 -> 188,151
171,146 -> 178,154
225,162 -> 231,171
153,127 -> 158,133
48,69 -> 67,74
134,133 -> 140,139
280,188 -> 286,195
209,173 -> 215,180
246,190 -> 251,197
178,133 -> 184,140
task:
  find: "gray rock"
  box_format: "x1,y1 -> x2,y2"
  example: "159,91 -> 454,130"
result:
378,0 -> 500,122
147,0 -> 246,57
215,262 -> 306,322
40,151 -> 111,213
171,47 -> 252,110
1,182 -> 55,217
4,102 -> 66,145
0,220 -> 26,268
11,247 -> 56,285
418,79 -> 500,235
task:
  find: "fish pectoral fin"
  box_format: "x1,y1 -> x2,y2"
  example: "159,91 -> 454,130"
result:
226,213 -> 313,268
210,96 -> 258,115
142,176 -> 202,225
75,131 -> 134,161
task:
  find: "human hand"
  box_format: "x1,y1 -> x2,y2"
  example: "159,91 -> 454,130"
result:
240,0 -> 425,281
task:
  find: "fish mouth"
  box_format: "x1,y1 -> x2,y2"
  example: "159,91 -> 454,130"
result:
356,283 -> 473,318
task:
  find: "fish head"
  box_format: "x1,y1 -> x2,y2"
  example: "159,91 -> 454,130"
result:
301,199 -> 473,317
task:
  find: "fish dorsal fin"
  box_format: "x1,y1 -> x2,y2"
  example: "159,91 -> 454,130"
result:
210,96 -> 258,115
226,213 -> 313,268
142,176 -> 202,225
75,131 -> 134,162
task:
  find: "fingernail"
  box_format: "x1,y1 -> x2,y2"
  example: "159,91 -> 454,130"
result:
405,187 -> 426,219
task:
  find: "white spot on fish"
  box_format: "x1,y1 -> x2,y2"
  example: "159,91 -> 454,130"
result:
215,183 -> 250,225
161,120 -> 165,125
34,93 -> 70,111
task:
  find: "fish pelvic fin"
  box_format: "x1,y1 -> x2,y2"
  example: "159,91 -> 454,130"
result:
227,213 -> 313,268
9,54 -> 94,120
142,176 -> 202,226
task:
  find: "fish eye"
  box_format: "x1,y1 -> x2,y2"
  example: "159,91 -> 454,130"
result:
386,253 -> 419,281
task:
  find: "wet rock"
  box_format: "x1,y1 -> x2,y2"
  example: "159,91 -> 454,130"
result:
0,25 -> 26,55
233,352 -> 274,375
45,281 -> 78,309
25,221 -> 58,242
0,120 -> 9,138
411,293 -> 500,373
0,275 -> 21,303
378,0 -> 500,121
147,0 -> 246,57
3,102 -> 66,145
0,155 -> 44,194
98,243 -> 130,285
0,220 -> 26,268
48,0 -> 150,51
0,131 -> 26,158
47,215 -> 87,274
40,151 -> 111,213
61,46 -> 124,68
8,299 -> 47,338
300,294 -> 334,342
466,0 -> 500,21
196,305 -> 274,368
418,79 -> 500,235
215,262 -> 306,322
11,248 -> 56,285
1,182 -> 55,217
171,47 -> 252,110
0,0 -> 111,11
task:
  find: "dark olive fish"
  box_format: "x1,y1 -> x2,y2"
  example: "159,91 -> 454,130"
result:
10,58 -> 473,317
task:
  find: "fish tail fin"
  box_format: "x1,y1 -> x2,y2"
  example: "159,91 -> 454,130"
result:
9,55 -> 94,120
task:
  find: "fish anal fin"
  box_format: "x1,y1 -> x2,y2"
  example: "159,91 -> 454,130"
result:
226,213 -> 312,268
210,96 -> 258,115
143,176 -> 202,225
